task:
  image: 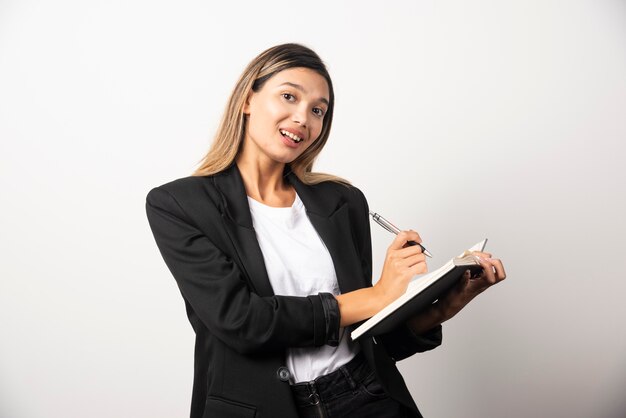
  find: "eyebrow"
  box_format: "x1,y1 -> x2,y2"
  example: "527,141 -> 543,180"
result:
278,82 -> 329,106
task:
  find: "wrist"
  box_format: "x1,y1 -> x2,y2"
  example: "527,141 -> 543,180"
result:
336,286 -> 388,327
372,281 -> 393,311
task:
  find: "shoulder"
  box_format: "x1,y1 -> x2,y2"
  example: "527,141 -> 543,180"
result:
298,176 -> 366,200
145,174 -> 221,216
303,179 -> 370,217
148,175 -> 208,196
322,180 -> 368,209
147,175 -> 202,203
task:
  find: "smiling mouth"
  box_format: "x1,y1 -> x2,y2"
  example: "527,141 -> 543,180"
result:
280,129 -> 303,143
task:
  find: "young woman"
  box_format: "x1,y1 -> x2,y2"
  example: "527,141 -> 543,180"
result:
146,43 -> 506,418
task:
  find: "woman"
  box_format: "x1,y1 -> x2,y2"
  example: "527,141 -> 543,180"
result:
146,43 -> 506,418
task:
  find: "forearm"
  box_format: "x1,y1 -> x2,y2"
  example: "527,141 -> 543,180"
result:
336,283 -> 448,331
336,287 -> 385,328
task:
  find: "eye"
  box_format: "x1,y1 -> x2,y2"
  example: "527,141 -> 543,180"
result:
313,107 -> 325,117
282,93 -> 295,101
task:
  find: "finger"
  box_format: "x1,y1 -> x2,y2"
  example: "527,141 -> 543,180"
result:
476,257 -> 497,285
395,243 -> 423,258
490,259 -> 506,282
388,232 -> 409,251
388,230 -> 422,250
477,257 -> 506,283
400,252 -> 427,268
406,229 -> 422,245
472,251 -> 492,258
389,253 -> 425,273
408,260 -> 428,275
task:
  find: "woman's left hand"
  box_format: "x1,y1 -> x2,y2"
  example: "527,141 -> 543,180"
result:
406,252 -> 506,334
437,251 -> 507,321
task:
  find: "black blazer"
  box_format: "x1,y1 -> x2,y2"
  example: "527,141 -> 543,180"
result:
145,163 -> 442,418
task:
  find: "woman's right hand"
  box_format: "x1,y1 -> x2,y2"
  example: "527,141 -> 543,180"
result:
373,230 -> 428,307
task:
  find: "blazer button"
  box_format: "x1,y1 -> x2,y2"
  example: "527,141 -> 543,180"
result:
276,367 -> 291,382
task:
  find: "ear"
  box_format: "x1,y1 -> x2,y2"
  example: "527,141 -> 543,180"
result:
242,91 -> 253,115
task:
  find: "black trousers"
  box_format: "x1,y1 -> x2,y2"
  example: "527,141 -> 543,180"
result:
290,352 -> 410,418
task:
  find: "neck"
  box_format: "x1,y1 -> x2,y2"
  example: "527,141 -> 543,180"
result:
235,154 -> 293,206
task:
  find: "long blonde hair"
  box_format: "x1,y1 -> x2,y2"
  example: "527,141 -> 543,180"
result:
192,43 -> 349,186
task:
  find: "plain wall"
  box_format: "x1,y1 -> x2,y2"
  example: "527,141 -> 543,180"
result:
1,1 -> 625,417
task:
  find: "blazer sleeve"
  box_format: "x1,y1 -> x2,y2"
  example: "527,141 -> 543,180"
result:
349,187 -> 443,361
145,186 -> 340,355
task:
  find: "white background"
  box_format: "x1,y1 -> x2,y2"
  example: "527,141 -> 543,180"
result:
1,1 -> 625,417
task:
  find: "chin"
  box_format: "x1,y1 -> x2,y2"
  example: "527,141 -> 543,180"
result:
277,156 -> 298,165
271,152 -> 301,165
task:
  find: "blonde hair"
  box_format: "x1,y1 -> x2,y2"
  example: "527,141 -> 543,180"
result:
192,43 -> 350,186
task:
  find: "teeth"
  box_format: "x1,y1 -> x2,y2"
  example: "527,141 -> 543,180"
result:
280,129 -> 303,143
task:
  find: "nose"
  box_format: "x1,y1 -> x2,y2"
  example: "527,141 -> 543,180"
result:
292,104 -> 308,127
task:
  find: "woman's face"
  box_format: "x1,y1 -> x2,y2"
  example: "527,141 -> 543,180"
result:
241,67 -> 330,165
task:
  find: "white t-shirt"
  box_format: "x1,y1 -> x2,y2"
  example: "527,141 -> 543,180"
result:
247,192 -> 359,383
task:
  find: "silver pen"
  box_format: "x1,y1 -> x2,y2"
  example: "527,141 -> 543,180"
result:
369,211 -> 433,258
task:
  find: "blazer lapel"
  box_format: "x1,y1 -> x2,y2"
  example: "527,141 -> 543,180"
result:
212,164 -> 275,297
287,170 -> 365,295
213,163 -> 366,299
